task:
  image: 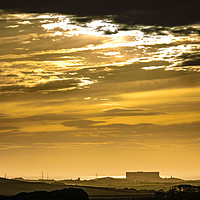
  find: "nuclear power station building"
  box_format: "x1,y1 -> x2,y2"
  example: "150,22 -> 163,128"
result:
126,171 -> 162,182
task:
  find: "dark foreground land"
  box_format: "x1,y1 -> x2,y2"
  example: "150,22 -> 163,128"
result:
0,188 -> 88,200
0,178 -> 200,200
0,186 -> 200,200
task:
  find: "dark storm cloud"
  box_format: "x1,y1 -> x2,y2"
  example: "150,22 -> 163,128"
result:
178,52 -> 200,60
140,27 -> 170,36
112,9 -> 199,26
102,108 -> 165,116
181,58 -> 200,67
1,0 -> 199,26
140,26 -> 200,36
178,52 -> 200,67
170,27 -> 200,36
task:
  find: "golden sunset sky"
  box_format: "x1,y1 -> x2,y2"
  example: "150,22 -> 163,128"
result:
0,10 -> 200,180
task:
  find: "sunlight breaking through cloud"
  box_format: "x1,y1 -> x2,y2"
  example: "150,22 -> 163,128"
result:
0,10 -> 199,95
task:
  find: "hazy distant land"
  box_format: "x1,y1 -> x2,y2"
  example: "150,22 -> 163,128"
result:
1,176 -> 200,200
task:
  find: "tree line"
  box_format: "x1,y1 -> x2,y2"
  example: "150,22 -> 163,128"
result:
0,188 -> 89,200
155,184 -> 200,200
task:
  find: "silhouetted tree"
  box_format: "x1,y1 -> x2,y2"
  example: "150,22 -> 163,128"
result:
154,189 -> 166,199
166,185 -> 200,200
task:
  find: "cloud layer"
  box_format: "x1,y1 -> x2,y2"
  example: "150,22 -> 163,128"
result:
0,10 -> 199,179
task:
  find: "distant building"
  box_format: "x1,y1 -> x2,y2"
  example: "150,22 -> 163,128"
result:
126,171 -> 161,182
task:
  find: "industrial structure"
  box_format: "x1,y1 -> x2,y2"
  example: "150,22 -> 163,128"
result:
126,171 -> 162,182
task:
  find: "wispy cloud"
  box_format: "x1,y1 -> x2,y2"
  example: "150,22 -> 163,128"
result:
102,108 -> 165,116
0,113 -> 79,124
62,120 -> 105,128
0,10 -> 199,177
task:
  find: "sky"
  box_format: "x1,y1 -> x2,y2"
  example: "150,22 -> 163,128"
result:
0,2 -> 200,180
